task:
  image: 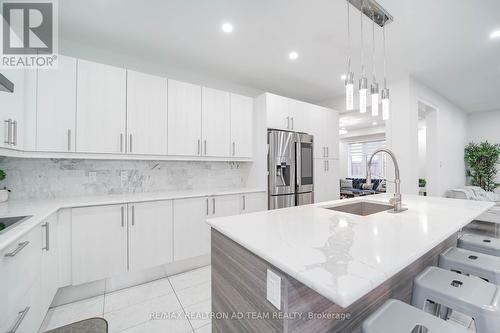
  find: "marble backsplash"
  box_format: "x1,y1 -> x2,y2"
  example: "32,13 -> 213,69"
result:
0,158 -> 251,201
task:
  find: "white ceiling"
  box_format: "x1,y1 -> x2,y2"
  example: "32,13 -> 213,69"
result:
339,109 -> 385,131
59,0 -> 500,112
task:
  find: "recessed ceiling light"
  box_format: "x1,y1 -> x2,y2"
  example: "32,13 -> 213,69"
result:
372,122 -> 378,126
288,51 -> 299,60
221,23 -> 233,34
339,128 -> 348,135
491,30 -> 500,39
340,74 -> 347,81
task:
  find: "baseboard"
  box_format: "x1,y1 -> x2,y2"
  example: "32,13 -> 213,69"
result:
50,255 -> 210,308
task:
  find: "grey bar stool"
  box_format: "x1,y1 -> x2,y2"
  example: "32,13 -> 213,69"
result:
439,247 -> 500,284
412,266 -> 500,333
458,234 -> 500,257
362,299 -> 467,333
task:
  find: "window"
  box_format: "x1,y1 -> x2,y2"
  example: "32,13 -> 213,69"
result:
348,140 -> 386,178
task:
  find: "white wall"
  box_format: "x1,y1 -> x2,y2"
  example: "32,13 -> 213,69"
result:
467,109 -> 500,184
409,77 -> 468,196
418,122 -> 427,179
60,39 -> 262,98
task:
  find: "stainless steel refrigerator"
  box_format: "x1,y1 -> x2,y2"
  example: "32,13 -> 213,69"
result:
268,129 -> 314,209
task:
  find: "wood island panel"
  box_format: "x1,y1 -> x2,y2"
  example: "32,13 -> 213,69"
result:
212,228 -> 458,333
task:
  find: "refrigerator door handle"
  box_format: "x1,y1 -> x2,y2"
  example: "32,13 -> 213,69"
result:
295,132 -> 302,189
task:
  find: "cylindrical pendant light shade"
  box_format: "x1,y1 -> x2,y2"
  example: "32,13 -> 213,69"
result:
382,88 -> 390,120
359,76 -> 368,113
345,72 -> 354,110
371,82 -> 379,116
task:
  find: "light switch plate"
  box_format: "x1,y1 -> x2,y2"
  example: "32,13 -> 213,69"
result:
88,171 -> 97,183
266,269 -> 281,310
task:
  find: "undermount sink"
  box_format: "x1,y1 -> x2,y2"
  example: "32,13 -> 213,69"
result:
323,201 -> 394,216
0,216 -> 33,234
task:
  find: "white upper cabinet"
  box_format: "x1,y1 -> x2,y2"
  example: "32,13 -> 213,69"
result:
0,69 -> 26,150
310,105 -> 339,160
266,93 -> 310,132
37,55 -> 77,152
2,55 -> 254,160
76,59 -> 126,153
167,79 -> 202,156
266,93 -> 289,130
126,70 -> 168,155
128,200 -> 173,272
201,87 -> 230,157
230,93 -> 253,158
288,99 -> 310,133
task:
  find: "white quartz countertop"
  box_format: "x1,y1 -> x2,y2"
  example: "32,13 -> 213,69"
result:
207,194 -> 494,308
0,188 -> 265,252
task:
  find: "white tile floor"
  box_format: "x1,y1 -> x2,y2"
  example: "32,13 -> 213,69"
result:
39,266 -> 212,333
39,264 -> 477,333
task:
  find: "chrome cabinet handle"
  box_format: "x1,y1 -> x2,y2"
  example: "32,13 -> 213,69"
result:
326,147 -> 329,158
131,205 -> 135,226
242,195 -> 246,211
129,134 -> 133,153
326,160 -> 330,171
197,139 -> 201,155
11,120 -> 17,145
67,129 -> 72,151
120,134 -> 124,153
4,119 -> 11,144
204,140 -> 207,155
323,147 -> 326,158
42,223 -> 50,251
206,198 -> 209,215
286,116 -> 290,129
121,206 -> 125,227
324,160 -> 327,172
4,241 -> 29,257
7,306 -> 30,333
232,142 -> 235,156
212,198 -> 215,215
291,117 -> 294,130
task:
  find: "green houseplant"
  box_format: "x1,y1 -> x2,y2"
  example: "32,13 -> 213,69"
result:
464,141 -> 500,192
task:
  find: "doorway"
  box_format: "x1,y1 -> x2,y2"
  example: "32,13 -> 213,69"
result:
417,100 -> 438,196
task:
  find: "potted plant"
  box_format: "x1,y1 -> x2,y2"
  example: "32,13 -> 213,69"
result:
0,169 -> 8,202
464,141 -> 500,192
419,178 -> 427,188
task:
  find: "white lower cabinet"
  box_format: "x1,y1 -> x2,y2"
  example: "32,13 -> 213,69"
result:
40,213 -> 59,314
0,226 -> 43,333
314,159 -> 340,203
173,197 -> 212,261
212,194 -> 241,217
128,200 -> 173,272
71,205 -> 128,285
240,192 -> 267,213
71,201 -> 174,285
173,194 -> 241,261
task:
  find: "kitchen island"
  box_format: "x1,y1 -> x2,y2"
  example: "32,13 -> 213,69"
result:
207,194 -> 493,333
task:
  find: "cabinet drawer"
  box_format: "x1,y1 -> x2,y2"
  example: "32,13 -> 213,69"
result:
0,227 -> 42,315
3,279 -> 42,333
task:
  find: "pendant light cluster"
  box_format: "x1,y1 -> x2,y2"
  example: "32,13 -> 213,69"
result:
345,0 -> 392,121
